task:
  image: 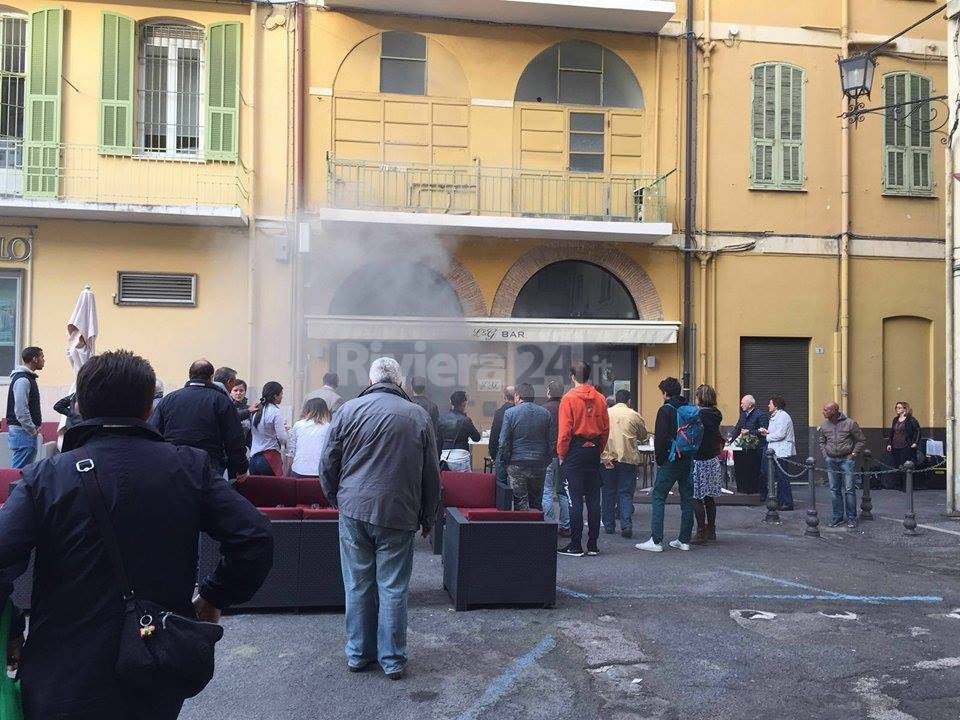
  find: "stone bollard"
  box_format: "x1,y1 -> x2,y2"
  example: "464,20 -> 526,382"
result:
859,449 -> 874,521
764,449 -> 780,524
805,457 -> 820,538
903,460 -> 919,536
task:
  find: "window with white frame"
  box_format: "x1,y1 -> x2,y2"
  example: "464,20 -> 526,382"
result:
138,23 -> 204,157
750,62 -> 805,190
0,270 -> 22,376
380,32 -> 426,96
0,14 -> 26,186
884,72 -> 932,195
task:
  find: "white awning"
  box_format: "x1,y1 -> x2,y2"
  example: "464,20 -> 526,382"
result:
306,315 -> 679,345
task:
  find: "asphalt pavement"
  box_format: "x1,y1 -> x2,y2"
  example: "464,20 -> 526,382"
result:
182,486 -> 960,720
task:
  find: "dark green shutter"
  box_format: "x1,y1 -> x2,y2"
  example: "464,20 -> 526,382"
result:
24,7 -> 63,197
99,12 -> 134,155
752,63 -> 804,189
206,21 -> 240,161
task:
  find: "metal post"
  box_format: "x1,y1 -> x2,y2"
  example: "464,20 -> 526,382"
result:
805,457 -> 820,537
860,449 -> 874,520
764,449 -> 780,523
903,460 -> 919,535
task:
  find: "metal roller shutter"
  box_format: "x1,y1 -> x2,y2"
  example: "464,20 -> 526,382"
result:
739,337 -> 810,460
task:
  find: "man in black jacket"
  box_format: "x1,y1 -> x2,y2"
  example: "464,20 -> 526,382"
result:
409,376 -> 441,453
0,349 -> 273,719
150,359 -> 249,480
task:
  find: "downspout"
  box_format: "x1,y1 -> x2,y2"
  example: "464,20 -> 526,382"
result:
246,1 -> 258,381
698,253 -> 709,383
290,0 -> 306,405
947,6 -> 958,516
838,0 -> 851,405
682,0 -> 697,392
697,0 -> 715,385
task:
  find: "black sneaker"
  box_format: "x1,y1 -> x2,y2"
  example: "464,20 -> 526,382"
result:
585,546 -> 600,556
621,529 -> 633,539
829,519 -> 845,528
846,520 -> 857,529
603,527 -> 616,535
558,545 -> 585,557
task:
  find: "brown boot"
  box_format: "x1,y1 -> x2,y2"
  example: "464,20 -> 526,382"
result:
706,523 -> 717,541
691,527 -> 709,545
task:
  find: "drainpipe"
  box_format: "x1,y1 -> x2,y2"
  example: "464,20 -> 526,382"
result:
291,0 -> 306,405
947,4 -> 959,516
697,253 -> 709,383
246,1 -> 258,382
697,0 -> 715,385
682,0 -> 698,393
838,0 -> 851,406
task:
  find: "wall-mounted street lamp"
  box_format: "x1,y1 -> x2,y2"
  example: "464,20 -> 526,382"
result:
838,54 -> 877,102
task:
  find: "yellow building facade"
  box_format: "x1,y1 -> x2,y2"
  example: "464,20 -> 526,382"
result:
0,0 -> 947,453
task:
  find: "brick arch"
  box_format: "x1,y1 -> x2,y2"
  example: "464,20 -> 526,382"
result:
326,257 -> 486,317
490,244 -> 663,320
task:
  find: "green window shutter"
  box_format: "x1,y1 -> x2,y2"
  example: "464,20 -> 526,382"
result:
206,21 -> 240,161
750,65 -> 776,186
778,65 -> 804,187
908,75 -> 932,193
884,73 -> 933,195
24,7 -> 63,198
99,12 -> 134,156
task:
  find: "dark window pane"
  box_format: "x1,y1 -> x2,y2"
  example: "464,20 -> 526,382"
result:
570,112 -> 604,132
380,58 -> 426,95
570,153 -> 604,172
560,70 -> 601,106
601,50 -> 643,109
381,31 -> 426,60
513,260 -> 637,319
559,40 -> 602,71
515,46 -> 558,103
570,133 -> 603,152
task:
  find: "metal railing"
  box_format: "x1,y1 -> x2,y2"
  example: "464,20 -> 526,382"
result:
0,140 -> 248,212
326,156 -> 669,223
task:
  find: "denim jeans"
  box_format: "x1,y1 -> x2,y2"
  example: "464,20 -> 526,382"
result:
772,457 -> 795,509
600,462 -> 638,532
826,457 -> 857,522
541,458 -> 570,530
8,426 -> 37,469
650,457 -> 693,544
338,515 -> 416,674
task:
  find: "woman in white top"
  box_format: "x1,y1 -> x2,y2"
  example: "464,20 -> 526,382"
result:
250,381 -> 289,476
287,398 -> 332,478
758,395 -> 796,510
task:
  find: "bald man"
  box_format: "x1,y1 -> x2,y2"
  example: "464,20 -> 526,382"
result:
818,402 -> 866,528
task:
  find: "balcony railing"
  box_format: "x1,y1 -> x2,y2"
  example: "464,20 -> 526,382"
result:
0,140 -> 249,213
326,156 -> 669,224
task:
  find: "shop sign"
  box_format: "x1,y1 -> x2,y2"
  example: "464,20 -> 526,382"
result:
473,326 -> 526,341
0,236 -> 32,262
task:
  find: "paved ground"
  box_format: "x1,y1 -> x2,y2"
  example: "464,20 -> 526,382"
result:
183,487 -> 960,720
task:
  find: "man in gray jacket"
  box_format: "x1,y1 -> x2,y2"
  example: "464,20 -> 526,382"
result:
498,382 -> 551,510
320,357 -> 440,680
818,402 -> 867,528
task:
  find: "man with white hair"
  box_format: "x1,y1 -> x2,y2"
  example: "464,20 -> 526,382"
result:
320,357 -> 441,680
731,393 -> 769,494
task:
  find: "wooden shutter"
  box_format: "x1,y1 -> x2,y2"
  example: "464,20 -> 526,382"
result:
24,7 -> 63,197
909,75 -> 932,192
778,65 -> 804,186
884,74 -> 907,192
206,21 -> 240,161
750,65 -> 776,186
99,12 -> 134,156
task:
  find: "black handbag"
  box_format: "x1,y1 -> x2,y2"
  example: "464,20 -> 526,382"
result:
76,457 -> 224,700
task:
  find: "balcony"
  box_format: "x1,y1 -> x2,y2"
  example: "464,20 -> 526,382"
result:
0,141 -> 249,226
320,157 -> 673,243
321,0 -> 677,34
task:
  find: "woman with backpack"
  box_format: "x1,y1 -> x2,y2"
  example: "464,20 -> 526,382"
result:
250,381 -> 289,476
691,384 -> 723,545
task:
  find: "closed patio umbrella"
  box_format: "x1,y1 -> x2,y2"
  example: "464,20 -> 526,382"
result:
67,285 -> 98,373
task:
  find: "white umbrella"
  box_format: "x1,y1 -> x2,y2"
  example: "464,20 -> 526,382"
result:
67,285 -> 98,373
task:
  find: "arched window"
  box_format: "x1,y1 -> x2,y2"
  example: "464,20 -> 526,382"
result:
750,62 -> 804,190
380,31 -> 426,96
139,22 -> 204,157
514,41 -> 643,109
0,12 -> 26,178
330,262 -> 463,317
512,261 -> 637,320
883,72 -> 932,195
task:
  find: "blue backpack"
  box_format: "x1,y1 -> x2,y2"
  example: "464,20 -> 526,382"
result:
669,403 -> 704,461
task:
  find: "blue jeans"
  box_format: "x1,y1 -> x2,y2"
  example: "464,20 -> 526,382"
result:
773,458 -> 795,509
8,426 -> 37,469
600,462 -> 638,532
826,457 -> 857,523
650,457 -> 693,544
338,515 -> 416,674
541,458 -> 570,530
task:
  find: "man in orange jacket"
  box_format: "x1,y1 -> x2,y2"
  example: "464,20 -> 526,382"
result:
557,361 -> 610,557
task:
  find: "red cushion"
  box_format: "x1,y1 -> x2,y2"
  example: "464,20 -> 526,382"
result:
238,476 -> 297,507
259,507 -> 302,520
295,478 -> 330,507
0,419 -> 7,433
302,507 -> 339,520
39,422 -> 59,444
461,509 -> 544,522
441,472 -> 495,508
0,469 -> 21,503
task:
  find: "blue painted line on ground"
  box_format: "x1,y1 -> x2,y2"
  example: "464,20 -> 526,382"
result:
556,586 -> 942,604
723,568 -> 845,598
455,635 -> 557,720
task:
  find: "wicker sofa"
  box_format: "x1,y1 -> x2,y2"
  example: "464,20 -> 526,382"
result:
197,475 -> 344,610
432,471 -> 514,555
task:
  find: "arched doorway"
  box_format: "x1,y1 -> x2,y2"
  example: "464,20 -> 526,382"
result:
329,261 -> 464,317
511,260 -> 639,399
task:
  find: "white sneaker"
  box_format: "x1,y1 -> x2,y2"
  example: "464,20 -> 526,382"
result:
635,538 -> 663,553
669,540 -> 691,551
